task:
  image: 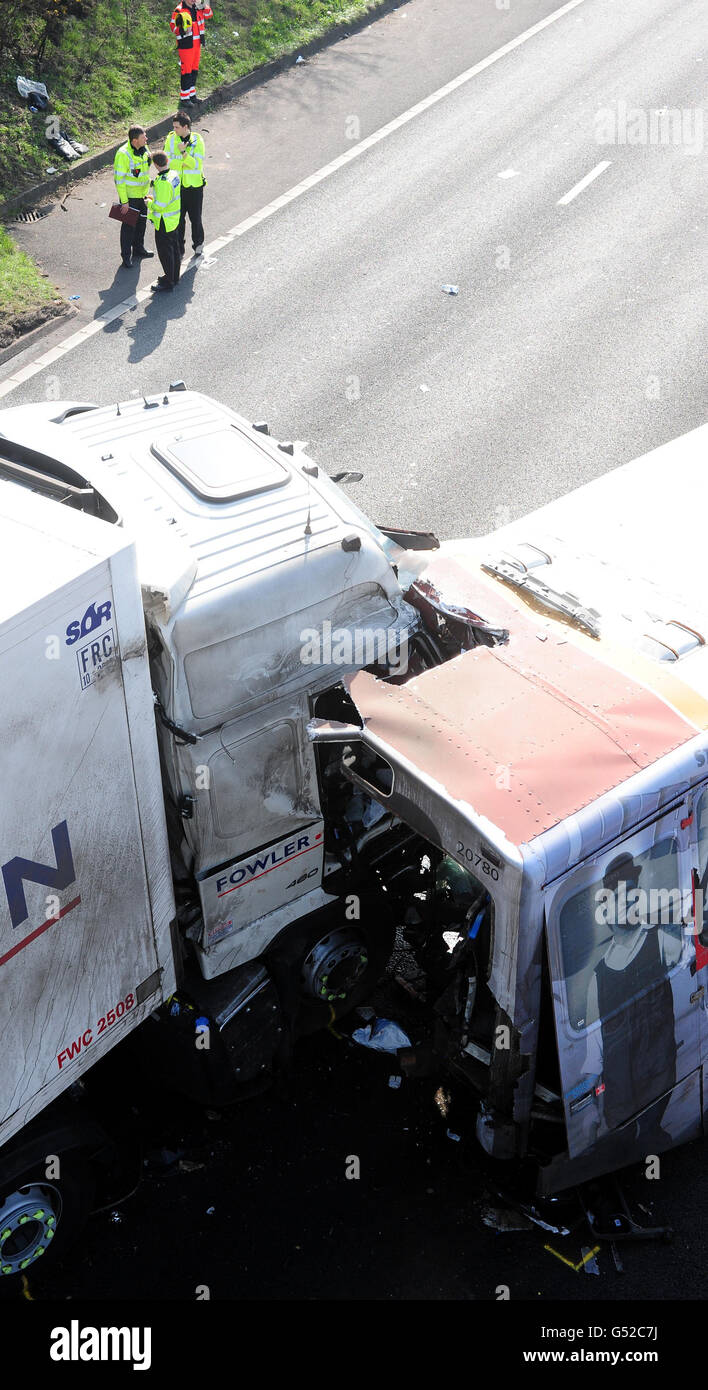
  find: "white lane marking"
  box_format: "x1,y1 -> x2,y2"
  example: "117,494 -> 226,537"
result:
557,159 -> 612,205
0,0 -> 589,400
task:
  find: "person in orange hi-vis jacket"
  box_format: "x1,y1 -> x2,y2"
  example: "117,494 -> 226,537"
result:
170,1 -> 197,105
190,2 -> 212,101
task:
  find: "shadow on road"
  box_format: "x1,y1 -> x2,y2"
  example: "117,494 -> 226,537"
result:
126,265 -> 197,363
95,262 -> 141,325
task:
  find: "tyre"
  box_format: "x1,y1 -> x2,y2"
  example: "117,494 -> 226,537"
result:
0,1153 -> 94,1287
267,891 -> 397,1038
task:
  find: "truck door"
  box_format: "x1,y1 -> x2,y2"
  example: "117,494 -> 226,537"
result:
545,806 -> 699,1159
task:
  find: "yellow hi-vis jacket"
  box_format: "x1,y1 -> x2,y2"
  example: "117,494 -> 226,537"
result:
148,170 -> 181,231
113,142 -> 151,203
164,130 -> 206,188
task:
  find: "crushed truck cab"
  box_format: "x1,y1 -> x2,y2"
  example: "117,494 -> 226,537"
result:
2,393 -> 708,1269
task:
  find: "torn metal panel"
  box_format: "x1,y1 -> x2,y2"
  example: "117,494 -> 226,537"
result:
399,553 -> 698,846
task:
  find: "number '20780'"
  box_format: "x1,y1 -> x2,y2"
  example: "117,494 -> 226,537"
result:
455,842 -> 500,880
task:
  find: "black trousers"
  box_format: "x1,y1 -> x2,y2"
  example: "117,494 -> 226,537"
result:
178,185 -> 204,255
154,225 -> 181,287
119,197 -> 147,260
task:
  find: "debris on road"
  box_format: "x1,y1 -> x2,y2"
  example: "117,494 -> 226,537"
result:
481,1206 -> 534,1233
441,284 -> 459,295
351,1017 -> 411,1053
582,1246 -> 600,1275
433,1086 -> 450,1117
388,1075 -> 402,1089
446,1129 -> 461,1142
295,55 -> 305,64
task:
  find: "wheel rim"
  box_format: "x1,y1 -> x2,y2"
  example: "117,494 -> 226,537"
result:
0,1183 -> 62,1275
301,926 -> 369,1003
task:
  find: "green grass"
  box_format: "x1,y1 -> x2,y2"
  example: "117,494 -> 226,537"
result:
0,224 -> 65,348
0,0 -> 385,347
0,0 -> 385,202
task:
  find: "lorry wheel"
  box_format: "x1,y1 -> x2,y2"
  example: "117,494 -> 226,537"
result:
296,918 -> 396,1034
0,1156 -> 94,1285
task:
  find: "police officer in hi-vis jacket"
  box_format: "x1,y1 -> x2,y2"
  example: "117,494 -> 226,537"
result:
113,127 -> 155,269
146,151 -> 182,292
164,110 -> 206,259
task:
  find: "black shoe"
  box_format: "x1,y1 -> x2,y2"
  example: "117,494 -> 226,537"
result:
133,249 -> 154,259
121,258 -> 132,268
190,95 -> 203,105
152,281 -> 174,293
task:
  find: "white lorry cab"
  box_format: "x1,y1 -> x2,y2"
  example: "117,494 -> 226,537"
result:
1,389 -> 707,1275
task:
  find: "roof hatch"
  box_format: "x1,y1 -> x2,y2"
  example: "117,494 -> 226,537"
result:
151,425 -> 289,502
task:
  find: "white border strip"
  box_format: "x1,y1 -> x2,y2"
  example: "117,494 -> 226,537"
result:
0,0 -> 588,400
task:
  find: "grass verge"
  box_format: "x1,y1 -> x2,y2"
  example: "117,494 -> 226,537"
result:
0,225 -> 66,350
0,0 -> 386,201
0,0 -> 385,351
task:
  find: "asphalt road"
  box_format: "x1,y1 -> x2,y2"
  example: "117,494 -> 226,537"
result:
20,1017 -> 708,1303
2,0 -> 708,1307
5,0 -> 707,541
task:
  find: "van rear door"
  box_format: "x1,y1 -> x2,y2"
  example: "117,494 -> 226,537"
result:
544,805 -> 700,1160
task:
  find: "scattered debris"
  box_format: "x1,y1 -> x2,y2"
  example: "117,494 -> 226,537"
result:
544,1243 -> 577,1271
497,168 -> 520,179
441,284 -> 459,295
178,1159 -> 206,1173
582,1245 -> 600,1275
45,167 -> 57,175
295,54 -> 305,64
68,295 -> 80,301
351,1017 -> 411,1053
481,1206 -> 534,1233
446,1128 -> 461,1142
17,76 -> 49,109
419,384 -> 429,392
46,127 -> 88,161
433,1086 -> 450,1118
110,1211 -> 123,1224
388,1075 -> 402,1089
206,1206 -> 215,1215
544,1242 -> 601,1273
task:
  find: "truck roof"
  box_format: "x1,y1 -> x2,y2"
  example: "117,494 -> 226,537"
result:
0,392 -> 402,627
0,391 -> 412,735
346,423 -> 708,855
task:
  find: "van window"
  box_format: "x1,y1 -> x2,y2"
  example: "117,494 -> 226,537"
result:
558,836 -> 683,1030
